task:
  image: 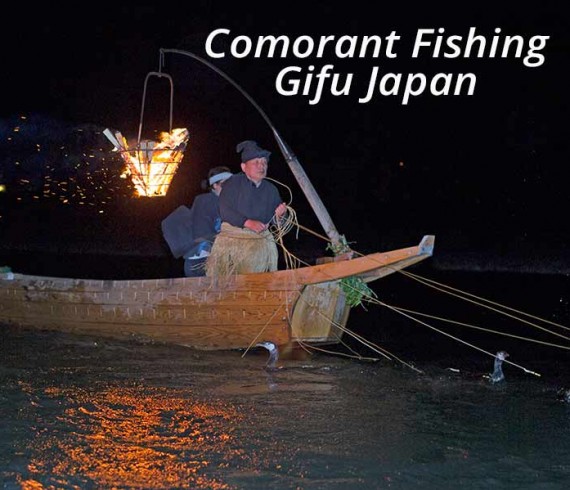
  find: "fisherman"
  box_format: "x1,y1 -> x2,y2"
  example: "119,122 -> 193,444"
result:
205,140 -> 287,276
161,166 -> 233,277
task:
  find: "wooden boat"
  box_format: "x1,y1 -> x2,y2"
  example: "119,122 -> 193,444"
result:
0,236 -> 433,349
0,49 -> 435,351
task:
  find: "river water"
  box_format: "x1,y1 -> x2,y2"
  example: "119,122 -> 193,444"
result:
1,262 -> 570,489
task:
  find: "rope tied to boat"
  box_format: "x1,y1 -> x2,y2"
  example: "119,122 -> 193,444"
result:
232,178 -> 565,377
263,213 -> 569,377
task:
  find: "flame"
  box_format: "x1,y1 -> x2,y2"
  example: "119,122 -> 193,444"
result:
117,128 -> 189,197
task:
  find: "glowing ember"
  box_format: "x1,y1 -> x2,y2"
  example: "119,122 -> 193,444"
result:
104,128 -> 189,197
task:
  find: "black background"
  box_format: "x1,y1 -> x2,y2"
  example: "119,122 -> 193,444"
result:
0,1 -> 568,277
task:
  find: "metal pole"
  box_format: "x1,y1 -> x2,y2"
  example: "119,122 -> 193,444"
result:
137,71 -> 174,145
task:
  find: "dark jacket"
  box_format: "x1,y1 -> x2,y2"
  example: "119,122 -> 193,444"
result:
219,173 -> 282,227
161,192 -> 221,258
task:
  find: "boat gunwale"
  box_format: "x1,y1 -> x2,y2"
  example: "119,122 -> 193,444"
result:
1,237 -> 434,292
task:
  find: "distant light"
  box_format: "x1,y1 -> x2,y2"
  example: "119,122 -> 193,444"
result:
0,184 -> 6,193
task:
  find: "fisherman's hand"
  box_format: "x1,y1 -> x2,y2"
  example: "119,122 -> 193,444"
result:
275,203 -> 287,218
244,219 -> 267,233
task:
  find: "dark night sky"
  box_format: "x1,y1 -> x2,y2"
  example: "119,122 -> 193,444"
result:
0,2 -> 569,275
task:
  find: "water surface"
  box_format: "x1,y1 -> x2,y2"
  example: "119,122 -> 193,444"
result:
2,321 -> 569,489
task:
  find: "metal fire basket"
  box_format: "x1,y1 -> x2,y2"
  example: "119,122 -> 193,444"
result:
105,71 -> 189,197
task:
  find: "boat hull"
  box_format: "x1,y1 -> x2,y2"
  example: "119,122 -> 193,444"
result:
0,236 -> 434,350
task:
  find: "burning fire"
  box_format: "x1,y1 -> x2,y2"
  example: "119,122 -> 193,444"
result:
104,127 -> 189,197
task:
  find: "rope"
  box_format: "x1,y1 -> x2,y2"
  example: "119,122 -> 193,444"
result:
241,302 -> 286,358
382,305 -> 570,351
399,269 -> 570,332
253,232 -> 534,375
271,205 -> 301,271
265,176 -> 294,207
329,330 -> 374,359
361,295 -> 541,377
396,269 -> 570,343
233,180 -> 562,378
295,292 -> 424,373
347,245 -> 564,337
271,225 -> 546,376
237,238 -> 421,370
339,247 -> 570,353
296,338 -> 381,362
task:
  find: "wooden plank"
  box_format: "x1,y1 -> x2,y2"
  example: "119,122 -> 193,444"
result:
286,246 -> 423,285
1,272 -> 302,293
0,239 -> 429,294
291,281 -> 349,341
0,301 -> 293,327
360,255 -> 431,283
0,287 -> 300,307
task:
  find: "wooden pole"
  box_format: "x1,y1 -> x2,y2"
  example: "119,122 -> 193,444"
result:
272,129 -> 345,250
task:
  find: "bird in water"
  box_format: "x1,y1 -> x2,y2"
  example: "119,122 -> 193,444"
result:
488,351 -> 509,384
256,341 -> 280,370
556,388 -> 570,403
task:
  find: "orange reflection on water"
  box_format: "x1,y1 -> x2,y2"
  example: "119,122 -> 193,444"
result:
19,479 -> 44,490
27,385 -> 242,489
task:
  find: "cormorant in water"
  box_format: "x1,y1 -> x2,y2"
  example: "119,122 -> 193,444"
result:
489,351 -> 509,384
556,388 -> 570,403
256,341 -> 280,370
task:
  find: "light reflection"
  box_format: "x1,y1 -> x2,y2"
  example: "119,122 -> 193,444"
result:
25,385 -> 242,489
